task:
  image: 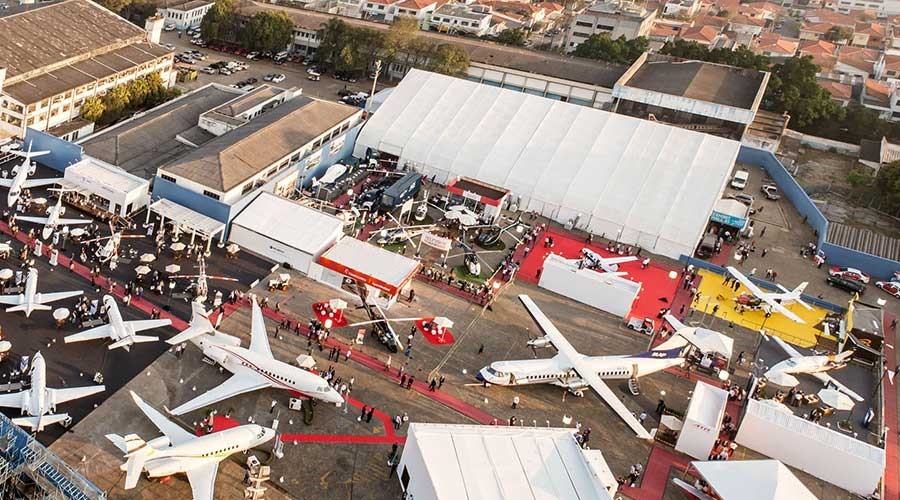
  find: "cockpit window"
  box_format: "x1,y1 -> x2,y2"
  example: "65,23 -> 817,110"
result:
486,367 -> 504,377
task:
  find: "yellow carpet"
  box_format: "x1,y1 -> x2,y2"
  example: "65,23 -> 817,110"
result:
692,270 -> 828,347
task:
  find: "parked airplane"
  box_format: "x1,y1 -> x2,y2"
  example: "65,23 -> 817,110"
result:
726,266 -> 811,323
764,336 -> 862,401
1,142 -> 61,207
0,268 -> 83,317
0,352 -> 104,431
477,295 -> 686,439
107,391 -> 275,500
165,298 -> 343,416
580,249 -> 638,274
64,295 -> 171,350
15,190 -> 92,239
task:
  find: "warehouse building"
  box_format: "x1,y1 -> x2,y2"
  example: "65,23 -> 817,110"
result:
355,69 -> 741,259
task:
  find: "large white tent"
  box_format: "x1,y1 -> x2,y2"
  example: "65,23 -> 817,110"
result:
690,460 -> 817,500
355,69 -> 742,258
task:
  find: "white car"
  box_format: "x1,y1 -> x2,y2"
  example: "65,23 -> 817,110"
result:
163,23 -> 176,31
731,170 -> 749,190
271,73 -> 286,83
164,43 -> 176,51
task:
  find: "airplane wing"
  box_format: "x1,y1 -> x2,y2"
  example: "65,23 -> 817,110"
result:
130,391 -> 194,446
185,462 -> 219,500
248,299 -> 273,359
727,266 -> 805,323
55,218 -> 92,225
518,295 -> 651,439
812,372 -> 864,402
36,290 -> 83,304
663,314 -> 686,330
48,385 -> 105,405
771,335 -> 804,359
14,216 -> 50,224
0,294 -> 22,306
0,392 -> 23,409
22,177 -> 62,188
64,325 -> 112,344
0,179 -> 11,188
127,319 -> 172,333
602,256 -> 638,265
169,373 -> 270,416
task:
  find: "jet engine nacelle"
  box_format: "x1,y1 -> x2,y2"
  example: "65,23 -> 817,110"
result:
147,436 -> 172,449
563,379 -> 589,397
202,346 -> 229,365
11,166 -> 19,176
59,206 -> 66,215
526,336 -> 552,349
28,165 -> 36,176
145,457 -> 183,477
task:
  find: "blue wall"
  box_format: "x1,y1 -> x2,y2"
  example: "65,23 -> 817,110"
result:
737,146 -> 899,280
151,177 -> 232,223
301,123 -> 362,189
24,128 -> 82,172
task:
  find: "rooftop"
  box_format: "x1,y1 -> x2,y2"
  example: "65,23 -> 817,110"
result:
0,0 -> 147,82
680,25 -> 721,44
583,0 -> 652,19
160,96 -> 360,192
79,84 -> 242,179
231,192 -> 344,254
618,54 -> 768,109
241,2 -> 628,88
319,237 -> 421,292
163,0 -> 213,11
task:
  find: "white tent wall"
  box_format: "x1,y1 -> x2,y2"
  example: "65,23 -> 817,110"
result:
736,399 -> 885,497
354,69 -> 741,260
676,382 -> 728,460
538,254 -> 639,317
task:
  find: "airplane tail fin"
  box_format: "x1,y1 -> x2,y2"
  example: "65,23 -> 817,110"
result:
793,282 -> 809,295
834,349 -> 855,363
7,304 -> 50,314
167,302 -> 215,345
12,413 -> 68,431
105,433 -> 151,489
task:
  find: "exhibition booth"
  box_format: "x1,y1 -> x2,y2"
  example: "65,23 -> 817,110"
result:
676,382 -> 728,460
537,254 -> 640,318
673,460 -> 817,500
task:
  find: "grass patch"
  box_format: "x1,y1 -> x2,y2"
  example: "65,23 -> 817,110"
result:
382,242 -> 407,254
453,264 -> 490,285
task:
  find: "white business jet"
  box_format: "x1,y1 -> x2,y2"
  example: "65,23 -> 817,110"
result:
580,248 -> 638,274
0,352 -> 104,431
165,298 -> 343,416
1,142 -> 62,207
64,295 -> 171,351
107,391 -> 275,500
15,190 -> 92,239
0,268 -> 83,317
476,295 -> 686,439
726,266 -> 811,324
764,336 -> 862,401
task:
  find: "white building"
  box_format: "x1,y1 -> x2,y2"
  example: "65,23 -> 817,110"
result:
158,0 -> 214,30
566,0 -> 656,53
361,0 -> 443,24
836,0 -> 900,15
61,156 -> 150,217
430,3 -> 493,36
397,423 -> 618,500
663,0 -> 700,18
355,69 -> 742,259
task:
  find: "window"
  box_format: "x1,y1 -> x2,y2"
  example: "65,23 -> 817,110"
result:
575,20 -> 593,27
596,24 -> 615,31
160,174 -> 177,183
573,31 -> 591,38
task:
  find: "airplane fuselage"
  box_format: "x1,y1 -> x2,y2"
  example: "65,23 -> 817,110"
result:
25,354 -> 48,417
104,296 -> 128,341
6,162 -> 33,208
769,356 -> 841,376
477,353 -> 684,388
142,425 -> 273,478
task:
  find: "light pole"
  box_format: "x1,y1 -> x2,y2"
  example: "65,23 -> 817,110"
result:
366,59 -> 382,112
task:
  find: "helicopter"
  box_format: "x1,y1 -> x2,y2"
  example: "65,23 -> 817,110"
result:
170,256 -> 238,301
81,223 -> 143,263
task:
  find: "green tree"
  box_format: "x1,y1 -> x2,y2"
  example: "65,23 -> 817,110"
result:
81,97 -> 105,122
573,33 -> 648,64
874,161 -> 900,211
428,43 -> 469,75
201,0 -> 237,42
825,26 -> 853,43
765,56 -> 841,128
315,18 -> 353,66
240,11 -> 293,53
847,166 -> 875,189
495,28 -> 529,47
95,0 -> 131,13
659,39 -> 769,70
382,16 -> 419,59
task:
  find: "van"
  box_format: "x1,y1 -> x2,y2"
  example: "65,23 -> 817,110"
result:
731,170 -> 749,190
696,233 -> 718,259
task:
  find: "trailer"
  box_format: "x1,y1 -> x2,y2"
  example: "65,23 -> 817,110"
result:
381,172 -> 422,210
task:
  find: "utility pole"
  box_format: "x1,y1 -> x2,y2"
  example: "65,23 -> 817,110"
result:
367,59 -> 382,112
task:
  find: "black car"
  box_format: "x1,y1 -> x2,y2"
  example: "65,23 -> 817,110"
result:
826,275 -> 866,295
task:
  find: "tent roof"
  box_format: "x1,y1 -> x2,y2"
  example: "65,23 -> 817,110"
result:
150,198 -> 225,238
64,156 -> 148,196
692,460 -> 817,500
355,69 -> 741,258
714,198 -> 750,219
686,381 -> 728,427
231,192 -> 343,254
319,237 -> 420,294
679,327 -> 734,358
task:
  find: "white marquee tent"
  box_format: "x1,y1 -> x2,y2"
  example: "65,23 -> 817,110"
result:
690,460 -> 818,500
355,69 -> 742,258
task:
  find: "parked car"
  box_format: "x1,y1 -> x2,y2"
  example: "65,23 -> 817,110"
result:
164,43 -> 176,51
200,66 -> 217,75
760,184 -> 780,200
164,23 -> 176,31
271,73 -> 286,83
245,77 -> 258,84
729,193 -> 754,206
826,275 -> 866,295
219,68 -> 233,75
246,51 -> 259,60
828,266 -> 870,283
308,71 -> 321,81
875,280 -> 900,298
731,170 -> 749,189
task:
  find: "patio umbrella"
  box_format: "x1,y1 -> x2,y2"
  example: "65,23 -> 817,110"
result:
817,388 -> 855,411
52,308 -> 70,321
170,242 -> 186,251
226,243 -> 240,253
0,269 -> 13,280
140,253 -> 156,263
31,197 -> 47,206
433,316 -> 454,329
135,265 -> 152,275
69,228 -> 85,237
328,298 -> 348,310
165,264 -> 181,273
763,370 -> 800,388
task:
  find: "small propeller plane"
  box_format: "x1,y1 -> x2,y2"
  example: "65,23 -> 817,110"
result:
580,248 -> 638,274
726,266 -> 811,323
15,189 -> 92,239
0,268 -> 83,317
477,295 -> 686,439
764,336 -> 862,401
64,295 -> 171,351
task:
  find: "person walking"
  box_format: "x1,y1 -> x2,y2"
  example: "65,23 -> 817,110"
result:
406,376 -> 414,390
400,374 -> 407,387
428,379 -> 437,391
385,355 -> 392,371
366,407 -> 375,423
512,396 -> 519,409
438,375 -> 445,389
360,405 -> 368,422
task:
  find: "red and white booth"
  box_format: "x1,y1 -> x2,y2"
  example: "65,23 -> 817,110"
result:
445,177 -> 510,224
316,237 -> 421,309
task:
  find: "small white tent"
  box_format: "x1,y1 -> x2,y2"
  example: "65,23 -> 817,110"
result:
691,460 -> 817,500
676,381 -> 728,460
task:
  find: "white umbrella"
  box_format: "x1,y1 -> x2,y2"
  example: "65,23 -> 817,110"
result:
52,308 -> 70,321
135,265 -> 152,275
165,264 -> 181,273
763,370 -> 800,388
757,398 -> 794,415
458,213 -> 478,226
69,227 -> 85,237
226,243 -> 240,253
0,269 -> 12,280
140,253 -> 156,263
817,388 -> 855,411
328,298 -> 348,310
0,341 -> 11,354
31,197 -> 47,205
433,316 -> 454,329
170,242 -> 186,251
660,414 -> 683,431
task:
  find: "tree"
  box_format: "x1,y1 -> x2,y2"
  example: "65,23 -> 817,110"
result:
81,97 -> 105,123
573,33 -> 648,64
765,56 -> 842,128
428,43 -> 469,75
496,28 -> 529,47
94,0 -> 131,13
659,39 -> 769,70
382,16 -> 419,59
316,18 -> 353,66
847,166 -> 875,189
825,26 -> 853,44
201,0 -> 237,43
240,11 -> 293,53
874,160 -> 900,211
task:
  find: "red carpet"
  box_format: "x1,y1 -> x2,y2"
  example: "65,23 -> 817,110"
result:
516,230 -> 679,328
620,446 -> 691,500
281,396 -> 406,445
195,415 -> 241,435
415,318 -> 455,345
312,301 -> 348,328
